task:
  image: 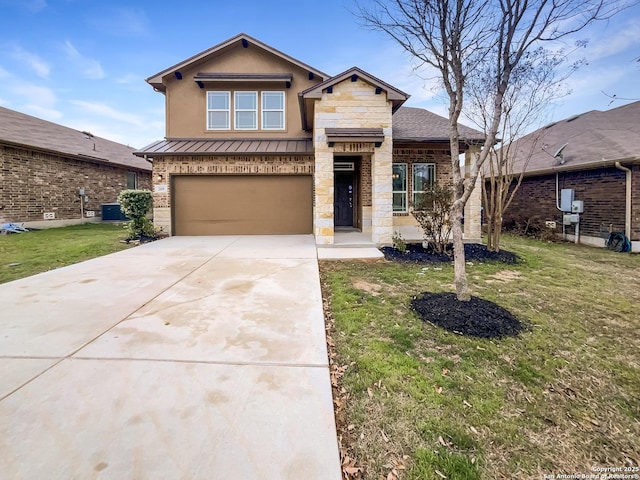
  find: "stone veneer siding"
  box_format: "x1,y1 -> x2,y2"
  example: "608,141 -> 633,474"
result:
151,154 -> 315,234
503,166 -> 638,242
313,78 -> 394,245
0,144 -> 151,224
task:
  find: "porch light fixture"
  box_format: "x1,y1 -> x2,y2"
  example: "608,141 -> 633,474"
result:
375,87 -> 382,94
196,81 -> 204,89
242,38 -> 249,48
308,72 -> 314,80
174,71 -> 183,80
157,173 -> 164,181
351,74 -> 358,82
327,86 -> 333,94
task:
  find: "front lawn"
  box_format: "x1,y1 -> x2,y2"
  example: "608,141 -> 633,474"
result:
321,236 -> 640,479
0,223 -> 132,284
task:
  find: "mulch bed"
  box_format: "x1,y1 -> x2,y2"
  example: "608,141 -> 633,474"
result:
381,242 -> 519,264
410,292 -> 523,338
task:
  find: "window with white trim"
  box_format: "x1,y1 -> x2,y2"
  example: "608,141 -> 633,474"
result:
261,91 -> 285,130
392,163 -> 407,212
206,91 -> 230,130
412,163 -> 436,206
234,91 -> 257,130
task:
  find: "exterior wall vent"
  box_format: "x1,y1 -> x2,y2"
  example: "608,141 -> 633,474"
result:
334,162 -> 355,171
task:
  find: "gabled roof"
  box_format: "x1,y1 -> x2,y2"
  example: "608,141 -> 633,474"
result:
392,107 -> 484,143
0,106 -> 150,171
508,100 -> 640,176
146,33 -> 330,92
301,66 -> 410,106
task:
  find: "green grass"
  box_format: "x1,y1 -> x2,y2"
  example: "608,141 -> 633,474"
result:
321,235 -> 640,479
0,223 -> 132,284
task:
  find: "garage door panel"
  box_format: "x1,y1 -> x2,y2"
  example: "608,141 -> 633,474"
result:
173,175 -> 312,235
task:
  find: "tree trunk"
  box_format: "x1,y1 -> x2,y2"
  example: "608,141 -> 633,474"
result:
451,201 -> 470,301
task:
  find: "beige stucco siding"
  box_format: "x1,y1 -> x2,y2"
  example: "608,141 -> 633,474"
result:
163,44 -> 320,139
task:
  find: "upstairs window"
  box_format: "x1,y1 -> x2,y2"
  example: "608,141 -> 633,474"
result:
234,91 -> 258,130
392,163 -> 407,213
207,91 -> 230,130
412,163 -> 436,205
262,91 -> 285,130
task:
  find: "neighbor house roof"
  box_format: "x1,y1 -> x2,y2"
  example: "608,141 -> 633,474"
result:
0,106 -> 150,171
507,100 -> 640,176
392,107 -> 485,143
135,138 -> 314,157
146,33 -> 330,92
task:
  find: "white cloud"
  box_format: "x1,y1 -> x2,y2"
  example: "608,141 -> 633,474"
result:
586,18 -> 640,62
0,0 -> 47,12
70,100 -> 146,128
88,7 -> 150,37
10,45 -> 50,78
115,73 -> 142,85
64,41 -> 105,80
10,83 -> 58,108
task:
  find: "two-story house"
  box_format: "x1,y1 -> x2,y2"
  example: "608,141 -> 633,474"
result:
135,33 -> 484,245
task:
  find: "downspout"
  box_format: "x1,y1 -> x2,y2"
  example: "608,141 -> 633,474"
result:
556,172 -> 565,239
614,162 -> 632,240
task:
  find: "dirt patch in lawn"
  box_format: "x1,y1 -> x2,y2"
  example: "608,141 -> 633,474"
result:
410,292 -> 523,339
486,269 -> 522,283
352,279 -> 383,296
381,243 -> 518,264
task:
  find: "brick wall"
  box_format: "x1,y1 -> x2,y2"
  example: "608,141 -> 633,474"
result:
0,144 -> 151,223
502,167 -> 632,240
632,165 -> 640,241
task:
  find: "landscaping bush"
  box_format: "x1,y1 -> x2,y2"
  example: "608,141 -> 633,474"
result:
117,189 -> 155,240
411,185 -> 453,254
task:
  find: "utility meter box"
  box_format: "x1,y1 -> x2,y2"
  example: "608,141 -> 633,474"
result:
563,213 -> 580,225
560,189 -> 574,212
571,200 -> 584,213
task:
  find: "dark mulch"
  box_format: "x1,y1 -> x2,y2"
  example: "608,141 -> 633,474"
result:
381,242 -> 518,264
410,292 -> 523,339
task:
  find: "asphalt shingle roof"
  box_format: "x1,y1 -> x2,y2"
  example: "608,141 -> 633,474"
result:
507,100 -> 640,175
0,106 -> 151,171
392,106 -> 485,143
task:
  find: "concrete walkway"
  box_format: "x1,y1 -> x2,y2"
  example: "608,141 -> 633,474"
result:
0,235 -> 341,480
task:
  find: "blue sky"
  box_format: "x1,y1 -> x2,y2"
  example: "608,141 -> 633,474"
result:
1,0 -> 639,148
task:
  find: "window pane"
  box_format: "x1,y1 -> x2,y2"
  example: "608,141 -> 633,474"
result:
236,111 -> 256,129
392,164 -> 406,191
393,193 -> 407,212
263,92 -> 283,110
126,172 -> 137,189
235,92 -> 256,109
413,163 -> 434,191
208,92 -> 228,110
208,111 -> 228,129
263,111 -> 283,129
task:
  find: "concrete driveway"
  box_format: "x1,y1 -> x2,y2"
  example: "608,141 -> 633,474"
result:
0,235 -> 341,480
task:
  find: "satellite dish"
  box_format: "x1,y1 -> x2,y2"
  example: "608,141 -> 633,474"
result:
554,143 -> 568,158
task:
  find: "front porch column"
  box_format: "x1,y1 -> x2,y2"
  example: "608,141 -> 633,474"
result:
314,148 -> 334,245
464,146 -> 482,243
371,133 -> 393,245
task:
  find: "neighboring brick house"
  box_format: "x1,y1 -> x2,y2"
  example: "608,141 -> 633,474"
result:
135,33 -> 484,245
499,101 -> 640,252
0,106 -> 152,228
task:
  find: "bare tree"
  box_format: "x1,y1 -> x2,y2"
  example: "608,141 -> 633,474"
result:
467,46 -> 576,251
357,0 -> 630,300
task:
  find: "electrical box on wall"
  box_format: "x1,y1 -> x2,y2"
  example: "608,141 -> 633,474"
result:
571,200 -> 584,213
560,189 -> 574,212
563,213 -> 580,225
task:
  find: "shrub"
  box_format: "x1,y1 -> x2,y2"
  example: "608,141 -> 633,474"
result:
411,185 -> 453,254
392,231 -> 407,253
117,190 -> 155,240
